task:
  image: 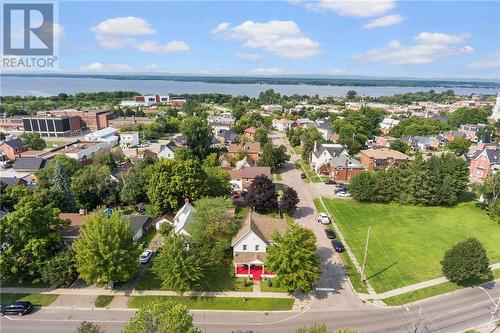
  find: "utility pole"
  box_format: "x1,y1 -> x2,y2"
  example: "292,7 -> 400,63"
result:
413,306 -> 422,333
361,226 -> 371,282
479,286 -> 500,333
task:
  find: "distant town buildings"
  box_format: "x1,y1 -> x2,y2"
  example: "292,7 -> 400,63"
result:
119,132 -> 140,148
120,95 -> 186,108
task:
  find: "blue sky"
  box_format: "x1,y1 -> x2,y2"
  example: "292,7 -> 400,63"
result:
54,1 -> 500,78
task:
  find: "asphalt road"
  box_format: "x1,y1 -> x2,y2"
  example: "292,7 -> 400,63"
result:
2,280 -> 499,333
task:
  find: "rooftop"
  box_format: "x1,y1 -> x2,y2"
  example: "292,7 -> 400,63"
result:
231,212 -> 287,247
360,148 -> 410,160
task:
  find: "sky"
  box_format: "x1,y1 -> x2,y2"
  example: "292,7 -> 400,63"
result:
11,1 -> 500,79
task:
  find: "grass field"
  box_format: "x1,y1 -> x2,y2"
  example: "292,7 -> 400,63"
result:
316,198 -> 500,293
296,161 -> 329,183
260,279 -> 287,293
128,296 -> 294,311
0,293 -> 58,307
338,251 -> 369,294
44,141 -> 67,149
292,146 -> 303,155
94,295 -> 114,308
382,269 -> 500,306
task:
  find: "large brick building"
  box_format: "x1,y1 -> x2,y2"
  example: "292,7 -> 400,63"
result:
358,148 -> 410,171
38,110 -> 110,131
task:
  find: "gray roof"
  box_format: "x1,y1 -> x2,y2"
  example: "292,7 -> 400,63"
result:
218,130 -> 239,142
124,215 -> 151,235
13,157 -> 47,171
0,177 -> 26,186
3,138 -> 23,150
316,119 -> 333,131
328,155 -> 364,169
313,143 -> 346,159
470,149 -> 500,164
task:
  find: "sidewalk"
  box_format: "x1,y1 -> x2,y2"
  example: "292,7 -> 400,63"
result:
0,286 -> 292,299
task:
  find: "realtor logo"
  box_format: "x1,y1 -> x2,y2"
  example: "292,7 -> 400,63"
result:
3,3 -> 53,55
2,2 -> 58,69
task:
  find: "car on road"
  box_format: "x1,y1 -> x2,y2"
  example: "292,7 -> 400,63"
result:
0,301 -> 33,316
300,173 -> 307,179
139,250 -> 153,264
324,180 -> 336,185
332,239 -> 345,252
317,213 -> 331,225
337,192 -> 350,197
324,229 -> 336,239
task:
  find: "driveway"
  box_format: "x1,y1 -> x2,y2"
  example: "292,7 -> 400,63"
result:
272,132 -> 370,311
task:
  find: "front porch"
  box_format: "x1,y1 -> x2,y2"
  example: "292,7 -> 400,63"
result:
233,253 -> 276,281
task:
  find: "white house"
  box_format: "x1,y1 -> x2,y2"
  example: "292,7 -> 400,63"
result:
231,212 -> 287,280
119,132 -> 140,148
311,142 -> 349,173
84,127 -> 119,147
208,116 -> 235,135
272,118 -> 294,131
63,141 -> 110,160
155,200 -> 195,238
157,141 -> 177,159
124,215 -> 152,241
261,104 -> 283,113
379,117 -> 400,135
315,118 -> 333,141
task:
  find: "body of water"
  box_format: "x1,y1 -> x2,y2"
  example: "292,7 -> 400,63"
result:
1,76 -> 498,97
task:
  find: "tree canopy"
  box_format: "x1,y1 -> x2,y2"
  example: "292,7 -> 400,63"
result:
259,143 -> 290,172
71,165 -> 120,211
179,116 -> 212,159
73,212 -> 140,285
266,224 -> 321,292
441,238 -> 491,284
19,132 -> 46,150
280,186 -> 300,216
246,175 -> 278,213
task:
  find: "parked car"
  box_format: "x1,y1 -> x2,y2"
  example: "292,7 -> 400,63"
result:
324,180 -> 336,185
324,229 -> 336,239
337,192 -> 350,197
335,184 -> 347,192
300,173 -> 307,179
1,301 -> 33,316
139,250 -> 153,264
317,213 -> 331,225
332,239 -> 345,252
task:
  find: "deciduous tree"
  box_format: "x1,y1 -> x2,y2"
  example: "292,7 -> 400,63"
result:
266,224 -> 321,292
20,132 -> 46,150
246,175 -> 278,213
447,137 -> 472,156
259,143 -> 290,171
280,187 -> 300,216
441,238 -> 491,284
73,212 -> 140,285
180,116 -> 212,159
40,248 -> 78,287
71,166 -> 120,211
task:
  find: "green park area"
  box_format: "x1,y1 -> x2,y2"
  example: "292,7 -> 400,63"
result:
128,296 -> 294,311
316,198 -> 500,293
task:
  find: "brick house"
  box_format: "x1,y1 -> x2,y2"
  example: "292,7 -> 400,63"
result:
244,127 -> 257,141
0,138 -> 24,161
324,155 -> 365,182
227,142 -> 261,163
469,145 -> 500,182
358,148 -> 410,171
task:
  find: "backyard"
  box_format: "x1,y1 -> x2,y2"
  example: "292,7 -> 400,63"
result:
316,198 -> 500,293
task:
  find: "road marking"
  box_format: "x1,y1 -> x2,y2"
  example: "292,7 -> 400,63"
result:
315,288 -> 336,291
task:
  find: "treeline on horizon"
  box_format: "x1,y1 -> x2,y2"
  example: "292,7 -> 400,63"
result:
3,73 -> 500,89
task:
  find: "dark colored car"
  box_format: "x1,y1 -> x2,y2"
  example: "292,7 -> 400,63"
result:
324,180 -> 336,185
332,239 -> 345,252
335,185 -> 347,193
1,301 -> 33,316
324,229 -> 336,239
300,173 -> 307,179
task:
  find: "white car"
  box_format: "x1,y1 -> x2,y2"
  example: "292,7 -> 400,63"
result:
139,250 -> 153,264
337,191 -> 350,197
317,213 -> 331,225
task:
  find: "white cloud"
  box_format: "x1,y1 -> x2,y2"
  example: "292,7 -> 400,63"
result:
235,53 -> 264,62
135,40 -> 189,53
79,62 -> 135,72
91,17 -> 156,36
91,16 -> 189,54
211,22 -> 231,34
363,14 -> 404,29
248,67 -> 284,75
355,32 -> 473,65
304,0 -> 396,17
212,20 -> 320,59
145,64 -> 159,71
466,55 -> 500,70
329,68 -> 347,75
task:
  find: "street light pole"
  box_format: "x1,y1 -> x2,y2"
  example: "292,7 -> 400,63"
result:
478,286 -> 500,332
361,226 -> 371,282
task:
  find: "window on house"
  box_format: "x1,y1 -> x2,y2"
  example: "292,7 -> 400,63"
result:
243,245 -> 247,251
255,245 -> 259,251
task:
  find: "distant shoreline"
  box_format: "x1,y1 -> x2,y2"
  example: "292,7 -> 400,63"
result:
2,73 -> 499,90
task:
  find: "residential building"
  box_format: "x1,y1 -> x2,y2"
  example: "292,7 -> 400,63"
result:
157,141 -> 178,159
155,199 -> 196,249
119,132 -> 140,148
311,142 -> 349,173
459,124 -> 487,143
324,155 -> 365,182
234,155 -> 255,170
358,148 -> 410,170
243,127 -> 258,141
272,118 -> 294,131
0,138 -> 24,160
227,142 -> 261,163
59,212 -> 85,245
232,212 -> 286,280
0,170 -> 35,186
469,145 -> 500,182
294,118 -> 315,128
315,118 -> 333,140
63,141 -> 110,161
84,127 -> 119,147
261,104 -> 283,113
379,117 -> 400,135
402,136 -> 440,151
124,215 -> 153,241
13,157 -> 47,174
219,153 -> 232,169
216,129 -> 240,145
374,136 -> 398,148
0,116 -> 24,132
208,116 -> 235,135
229,166 -> 271,191
443,130 -> 466,143
0,176 -> 28,186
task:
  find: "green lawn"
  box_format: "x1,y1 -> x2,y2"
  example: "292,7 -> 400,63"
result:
260,279 -> 287,293
0,293 -> 58,307
128,296 -> 294,311
135,267 -> 253,292
44,140 -> 66,149
94,295 -> 114,308
1,277 -> 51,288
338,251 -> 368,294
316,198 -> 500,293
141,229 -> 158,247
273,172 -> 283,181
382,269 -> 500,306
292,146 -> 303,155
